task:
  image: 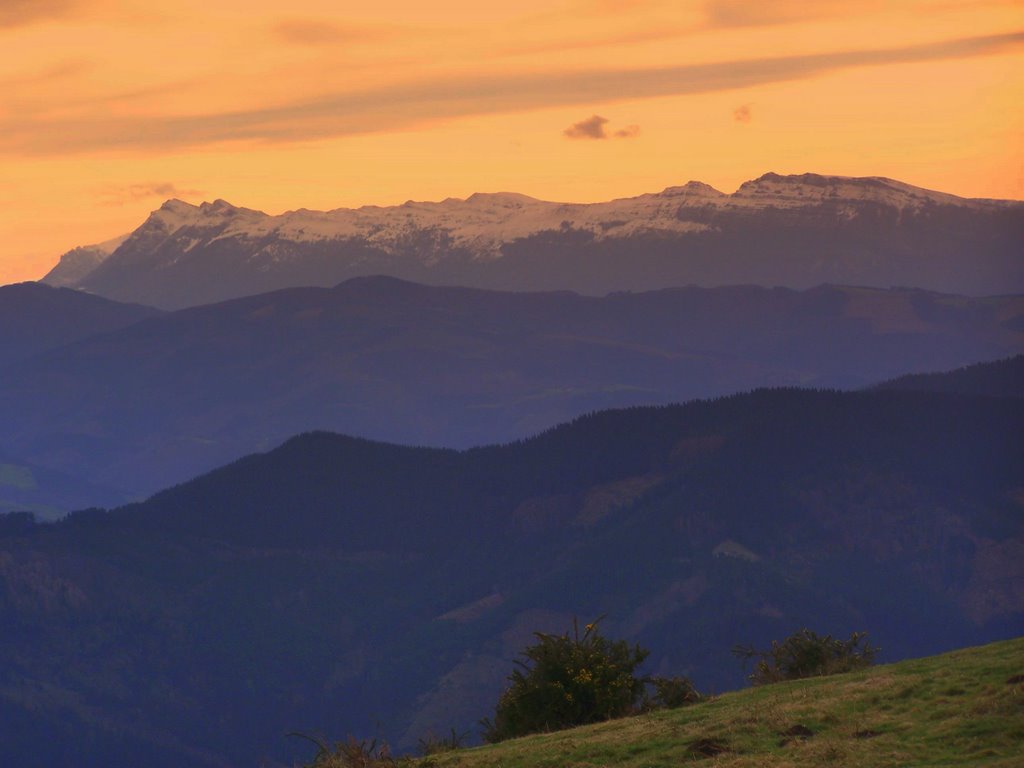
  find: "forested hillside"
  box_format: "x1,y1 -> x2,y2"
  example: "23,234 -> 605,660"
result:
1,386 -> 1021,766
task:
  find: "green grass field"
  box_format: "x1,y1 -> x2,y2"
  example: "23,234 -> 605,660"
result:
420,637 -> 1024,768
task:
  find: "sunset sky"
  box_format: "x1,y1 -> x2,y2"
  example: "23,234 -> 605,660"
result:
1,0 -> 1021,286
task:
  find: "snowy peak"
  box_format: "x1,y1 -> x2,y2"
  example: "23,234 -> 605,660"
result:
154,198 -> 199,223
159,198 -> 197,214
41,232 -> 131,287
659,181 -> 725,198
733,172 -> 985,209
463,191 -> 541,207
200,199 -> 241,214
146,199 -> 266,236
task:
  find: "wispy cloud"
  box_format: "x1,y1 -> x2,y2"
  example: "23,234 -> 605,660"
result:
98,181 -> 203,206
2,31 -> 1021,155
0,0 -> 80,28
565,114 -> 610,139
704,0 -> 869,28
501,26 -> 693,59
272,18 -> 395,46
0,59 -> 90,87
564,115 -> 640,140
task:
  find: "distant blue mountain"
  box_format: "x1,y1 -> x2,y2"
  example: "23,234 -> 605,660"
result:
0,278 -> 1019,502
0,281 -> 159,367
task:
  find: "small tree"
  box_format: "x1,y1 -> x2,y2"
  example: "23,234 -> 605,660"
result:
482,617 -> 649,742
732,629 -> 878,685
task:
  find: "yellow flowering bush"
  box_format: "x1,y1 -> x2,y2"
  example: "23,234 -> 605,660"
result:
481,617 -> 649,742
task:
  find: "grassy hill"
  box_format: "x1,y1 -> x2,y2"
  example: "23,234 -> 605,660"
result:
421,637 -> 1024,768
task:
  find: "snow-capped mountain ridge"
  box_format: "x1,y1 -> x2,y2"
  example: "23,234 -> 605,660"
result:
43,173 -> 1023,308
114,172 -> 1009,259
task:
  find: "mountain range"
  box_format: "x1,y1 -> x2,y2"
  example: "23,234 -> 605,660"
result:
1,361 -> 1021,767
42,173 -> 1024,309
6,171 -> 1022,766
0,278 -> 1020,508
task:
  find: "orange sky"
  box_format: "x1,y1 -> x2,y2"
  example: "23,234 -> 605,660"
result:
1,0 -> 1022,286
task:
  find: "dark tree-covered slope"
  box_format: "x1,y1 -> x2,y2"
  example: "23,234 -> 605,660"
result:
874,354 -> 1024,398
1,387 -> 1021,767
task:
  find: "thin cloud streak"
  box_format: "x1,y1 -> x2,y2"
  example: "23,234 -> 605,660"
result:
272,18 -> 395,46
703,0 -> 886,28
500,24 -> 694,57
0,59 -> 91,87
98,181 -> 203,205
3,30 -> 1022,155
703,0 -> 1015,29
0,0 -> 79,28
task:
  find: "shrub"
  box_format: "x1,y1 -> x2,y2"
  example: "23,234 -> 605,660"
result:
417,728 -> 468,755
732,629 -> 879,685
646,675 -> 701,709
481,617 -> 649,742
291,733 -> 401,768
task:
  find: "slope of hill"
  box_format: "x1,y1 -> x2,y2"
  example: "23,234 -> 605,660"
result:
0,387 -> 1020,767
44,173 -> 1024,309
0,278 -> 1020,502
0,281 -> 160,368
875,354 -> 1024,398
424,637 -> 1024,768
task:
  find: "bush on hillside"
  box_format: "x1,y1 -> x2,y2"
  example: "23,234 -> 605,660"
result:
481,618 -> 649,742
732,629 -> 879,685
645,674 -> 702,709
417,728 -> 468,756
293,733 -> 405,768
